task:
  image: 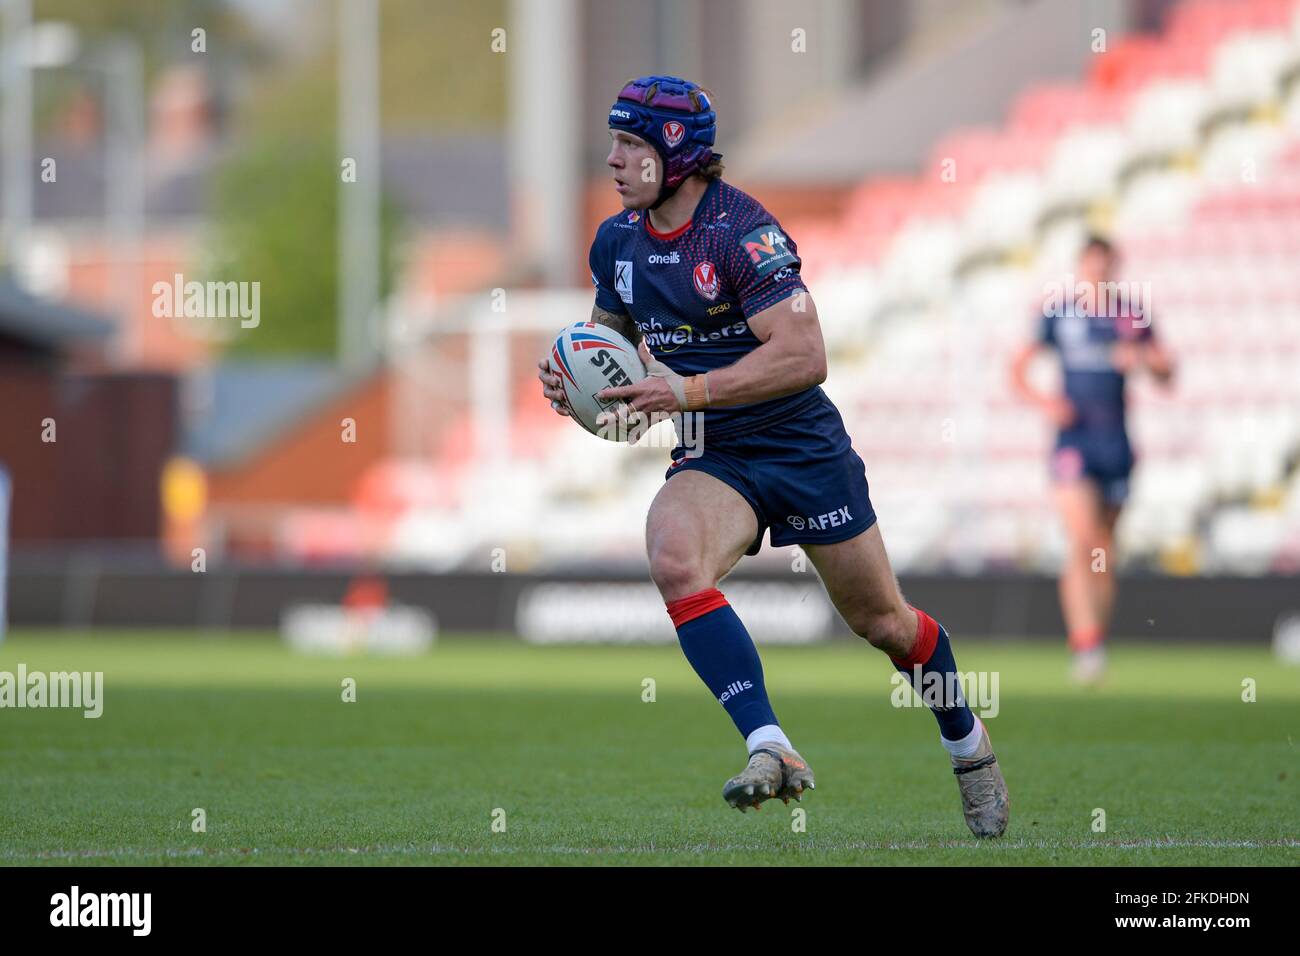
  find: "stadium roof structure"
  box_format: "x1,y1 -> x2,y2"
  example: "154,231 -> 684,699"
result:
33,133 -> 507,229
0,277 -> 113,353
732,0 -> 1120,183
181,359 -> 364,467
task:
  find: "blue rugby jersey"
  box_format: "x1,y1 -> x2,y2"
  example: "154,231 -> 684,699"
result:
1039,296 -> 1155,437
588,177 -> 824,439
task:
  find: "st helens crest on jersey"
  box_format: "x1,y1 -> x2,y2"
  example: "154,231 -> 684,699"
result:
693,261 -> 719,301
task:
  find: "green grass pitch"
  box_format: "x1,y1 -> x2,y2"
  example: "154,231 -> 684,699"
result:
0,630 -> 1296,866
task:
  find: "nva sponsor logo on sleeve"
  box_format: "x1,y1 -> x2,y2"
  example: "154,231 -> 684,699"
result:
740,224 -> 795,275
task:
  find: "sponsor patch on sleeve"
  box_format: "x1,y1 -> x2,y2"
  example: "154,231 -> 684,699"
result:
739,224 -> 797,276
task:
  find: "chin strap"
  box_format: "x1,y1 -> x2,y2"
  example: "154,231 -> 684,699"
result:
647,154 -> 721,211
648,180 -> 680,211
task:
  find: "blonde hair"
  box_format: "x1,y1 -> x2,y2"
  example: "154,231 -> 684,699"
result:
696,84 -> 722,180
699,156 -> 726,181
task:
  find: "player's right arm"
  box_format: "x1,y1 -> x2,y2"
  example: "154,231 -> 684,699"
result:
539,226 -> 641,416
1010,315 -> 1076,429
589,305 -> 641,346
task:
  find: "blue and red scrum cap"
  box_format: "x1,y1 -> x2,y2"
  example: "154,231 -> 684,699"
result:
608,75 -> 720,190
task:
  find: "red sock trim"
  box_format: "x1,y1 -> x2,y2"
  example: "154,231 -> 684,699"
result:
666,588 -> 728,628
1068,626 -> 1104,652
891,606 -> 939,669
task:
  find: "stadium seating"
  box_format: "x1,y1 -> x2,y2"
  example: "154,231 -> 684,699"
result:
792,0 -> 1300,575
359,0 -> 1300,575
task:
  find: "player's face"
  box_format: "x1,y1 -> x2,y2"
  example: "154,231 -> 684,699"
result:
1077,247 -> 1116,288
607,130 -> 661,210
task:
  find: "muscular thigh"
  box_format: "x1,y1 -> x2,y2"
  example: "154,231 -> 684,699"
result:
805,523 -> 908,629
646,470 -> 758,601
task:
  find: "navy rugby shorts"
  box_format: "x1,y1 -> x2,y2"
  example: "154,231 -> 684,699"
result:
1050,430 -> 1134,507
664,393 -> 877,556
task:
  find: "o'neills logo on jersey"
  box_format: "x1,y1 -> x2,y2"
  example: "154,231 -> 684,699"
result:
662,120 -> 685,148
719,680 -> 752,703
693,260 -> 719,300
647,251 -> 680,265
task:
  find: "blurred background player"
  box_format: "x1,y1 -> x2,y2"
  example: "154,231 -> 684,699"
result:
539,75 -> 1009,836
1010,236 -> 1175,683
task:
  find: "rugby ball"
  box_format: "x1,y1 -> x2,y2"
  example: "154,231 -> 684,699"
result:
549,322 -> 647,441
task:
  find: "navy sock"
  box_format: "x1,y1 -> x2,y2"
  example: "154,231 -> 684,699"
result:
891,607 -> 976,741
667,588 -> 778,739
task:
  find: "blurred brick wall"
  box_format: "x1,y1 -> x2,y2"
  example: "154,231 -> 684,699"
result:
0,369 -> 177,543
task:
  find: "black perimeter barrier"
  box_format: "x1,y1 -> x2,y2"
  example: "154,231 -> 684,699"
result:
7,555 -> 1298,642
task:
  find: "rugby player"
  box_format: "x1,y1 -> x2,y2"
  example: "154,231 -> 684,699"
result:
1011,236 -> 1174,684
538,75 -> 1009,836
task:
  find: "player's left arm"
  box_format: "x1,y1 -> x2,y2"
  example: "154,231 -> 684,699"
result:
597,293 -> 825,415
597,219 -> 823,415
1114,314 -> 1174,384
697,293 -> 826,406
1139,335 -> 1174,383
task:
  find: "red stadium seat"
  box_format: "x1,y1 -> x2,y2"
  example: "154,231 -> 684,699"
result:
926,127 -> 1054,185
1167,0 -> 1294,43
1008,84 -> 1131,137
1095,38 -> 1217,92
